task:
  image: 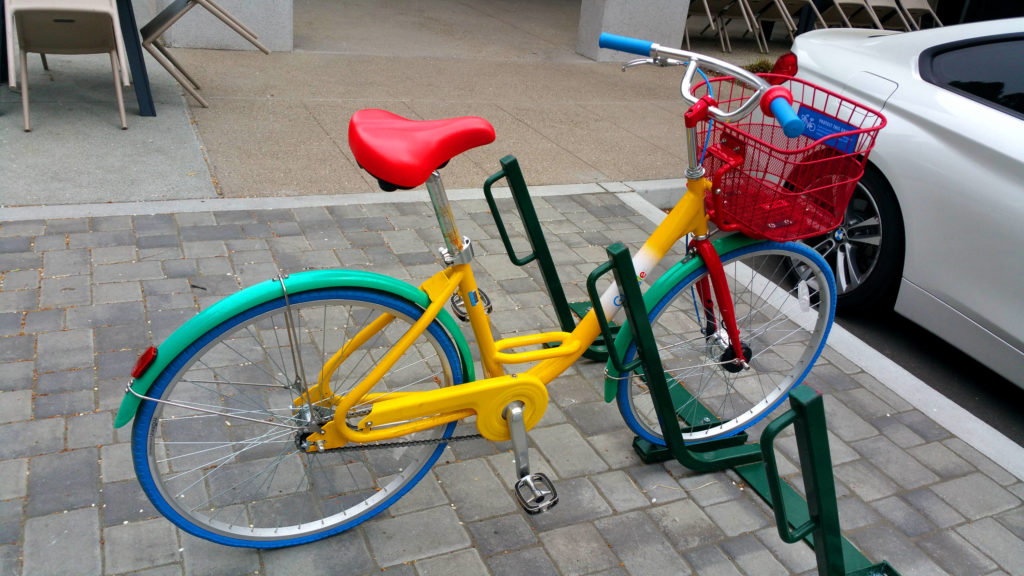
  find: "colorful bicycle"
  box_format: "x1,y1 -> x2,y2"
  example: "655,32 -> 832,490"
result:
116,34 -> 884,548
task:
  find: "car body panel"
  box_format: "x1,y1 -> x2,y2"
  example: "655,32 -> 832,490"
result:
898,279 -> 1024,385
791,19 -> 1024,386
843,72 -> 898,110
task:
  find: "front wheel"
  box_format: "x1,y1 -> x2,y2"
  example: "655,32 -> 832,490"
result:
616,241 -> 836,445
131,288 -> 465,548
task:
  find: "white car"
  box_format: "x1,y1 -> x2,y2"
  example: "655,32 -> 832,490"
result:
782,18 -> 1024,387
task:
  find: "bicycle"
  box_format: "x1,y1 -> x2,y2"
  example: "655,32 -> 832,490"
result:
115,33 -> 885,548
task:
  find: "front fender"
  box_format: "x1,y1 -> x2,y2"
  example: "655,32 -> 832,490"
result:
115,269 -> 473,428
603,234 -> 762,401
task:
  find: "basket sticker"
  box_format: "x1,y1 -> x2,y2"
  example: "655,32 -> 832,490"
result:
798,106 -> 859,153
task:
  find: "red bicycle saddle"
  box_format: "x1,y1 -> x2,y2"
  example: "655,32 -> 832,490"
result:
349,109 -> 496,190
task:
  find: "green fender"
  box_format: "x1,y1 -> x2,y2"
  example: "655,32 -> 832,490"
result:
603,234 -> 763,402
115,269 -> 475,428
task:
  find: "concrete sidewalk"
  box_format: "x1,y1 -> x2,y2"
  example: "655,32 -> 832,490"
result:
2,1 -> 1023,575
3,0 -> 783,205
3,185 -> 1024,576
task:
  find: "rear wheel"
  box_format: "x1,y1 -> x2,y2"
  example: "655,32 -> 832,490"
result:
131,288 -> 464,548
616,241 -> 835,445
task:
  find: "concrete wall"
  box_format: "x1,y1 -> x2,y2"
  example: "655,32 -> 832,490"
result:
156,0 -> 293,52
577,0 -> 689,62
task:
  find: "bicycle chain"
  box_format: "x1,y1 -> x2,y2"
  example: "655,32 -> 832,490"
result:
317,432 -> 485,453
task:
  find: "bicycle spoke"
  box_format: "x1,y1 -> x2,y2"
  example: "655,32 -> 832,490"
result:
167,427 -> 294,492
194,449 -> 294,515
622,244 -> 833,444
134,289 -> 462,546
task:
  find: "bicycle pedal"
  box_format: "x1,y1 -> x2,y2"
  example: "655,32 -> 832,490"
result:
513,473 -> 558,514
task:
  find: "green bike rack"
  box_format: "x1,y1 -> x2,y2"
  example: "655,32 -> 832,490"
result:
592,242 -> 901,576
752,385 -> 899,576
586,245 -> 762,473
483,156 -> 616,361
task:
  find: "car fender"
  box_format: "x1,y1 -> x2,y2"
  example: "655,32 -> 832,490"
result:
114,269 -> 474,428
843,71 -> 898,111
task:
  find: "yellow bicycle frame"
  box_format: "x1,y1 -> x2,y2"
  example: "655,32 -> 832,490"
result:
302,176 -> 712,450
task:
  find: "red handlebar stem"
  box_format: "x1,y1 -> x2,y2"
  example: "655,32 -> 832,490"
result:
684,95 -> 718,128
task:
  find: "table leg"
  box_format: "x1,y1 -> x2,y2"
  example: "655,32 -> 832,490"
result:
2,0 -> 8,84
116,0 -> 156,116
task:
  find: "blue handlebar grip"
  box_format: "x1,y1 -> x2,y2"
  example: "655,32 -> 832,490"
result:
770,97 -> 805,138
598,33 -> 653,57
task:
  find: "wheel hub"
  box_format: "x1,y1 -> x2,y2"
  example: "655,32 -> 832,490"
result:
293,404 -> 334,450
719,343 -> 753,373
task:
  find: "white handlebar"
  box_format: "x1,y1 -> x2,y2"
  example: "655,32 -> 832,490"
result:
647,43 -> 769,123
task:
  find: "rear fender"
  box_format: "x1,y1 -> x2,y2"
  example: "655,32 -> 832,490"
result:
114,269 -> 473,427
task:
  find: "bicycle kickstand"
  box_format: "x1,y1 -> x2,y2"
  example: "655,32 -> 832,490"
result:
504,401 -> 558,514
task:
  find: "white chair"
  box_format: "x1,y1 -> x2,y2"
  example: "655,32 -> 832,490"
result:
6,0 -> 130,89
745,0 -> 799,43
768,0 -> 830,32
819,0 -> 881,28
859,0 -> 913,30
13,7 -> 127,130
686,0 -> 762,53
898,0 -> 942,29
141,0 -> 269,107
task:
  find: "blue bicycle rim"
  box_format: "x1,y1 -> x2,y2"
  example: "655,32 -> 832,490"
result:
131,288 -> 464,548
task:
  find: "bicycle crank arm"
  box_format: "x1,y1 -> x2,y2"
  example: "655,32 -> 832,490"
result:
308,373 -> 549,448
505,401 -> 558,514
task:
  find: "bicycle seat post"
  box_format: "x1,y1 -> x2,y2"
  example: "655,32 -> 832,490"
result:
426,171 -> 469,263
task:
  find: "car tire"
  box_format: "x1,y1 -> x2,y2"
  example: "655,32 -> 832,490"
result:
805,165 -> 905,314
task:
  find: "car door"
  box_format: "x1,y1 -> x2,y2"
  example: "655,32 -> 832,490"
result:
893,34 -> 1024,366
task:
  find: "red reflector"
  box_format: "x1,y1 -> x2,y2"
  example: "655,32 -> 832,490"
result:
770,52 -> 798,83
132,346 -> 158,379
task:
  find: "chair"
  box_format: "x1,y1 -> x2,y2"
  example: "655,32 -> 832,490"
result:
5,0 -> 130,89
858,0 -> 913,30
868,0 -> 914,30
719,0 -> 771,53
12,6 -> 128,130
769,0 -> 830,32
734,0 -> 802,52
743,0 -> 799,45
685,0 -> 728,52
819,0 -> 882,28
898,0 -> 942,29
685,0 -> 762,53
141,0 -> 269,108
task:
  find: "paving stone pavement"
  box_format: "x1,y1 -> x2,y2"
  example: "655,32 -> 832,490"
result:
1,188 -> 1023,576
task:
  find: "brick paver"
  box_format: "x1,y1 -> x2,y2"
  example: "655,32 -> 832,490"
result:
0,191 -> 1021,576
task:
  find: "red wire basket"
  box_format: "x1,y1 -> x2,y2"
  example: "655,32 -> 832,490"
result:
695,74 -> 886,242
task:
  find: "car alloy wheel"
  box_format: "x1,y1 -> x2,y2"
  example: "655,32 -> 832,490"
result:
801,166 -> 904,313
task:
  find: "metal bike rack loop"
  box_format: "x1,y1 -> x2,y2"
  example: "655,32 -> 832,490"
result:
592,242 -> 900,576
483,156 -> 617,361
